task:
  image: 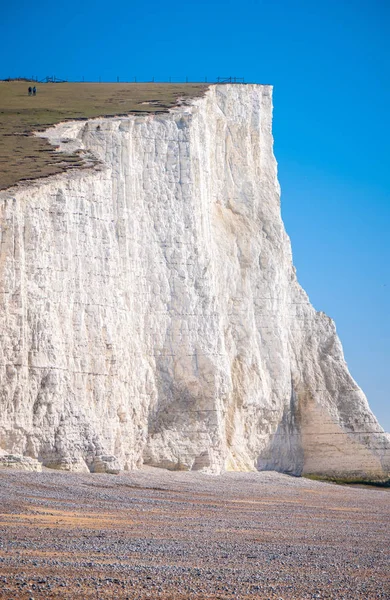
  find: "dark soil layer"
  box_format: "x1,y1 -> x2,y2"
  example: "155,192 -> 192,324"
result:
0,81 -> 207,190
0,468 -> 389,599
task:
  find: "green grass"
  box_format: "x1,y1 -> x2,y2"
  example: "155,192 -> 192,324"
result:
0,81 -> 208,190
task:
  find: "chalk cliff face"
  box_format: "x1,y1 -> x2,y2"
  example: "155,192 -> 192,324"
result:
0,84 -> 389,480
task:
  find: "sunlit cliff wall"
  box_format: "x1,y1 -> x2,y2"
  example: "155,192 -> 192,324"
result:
0,84 -> 389,480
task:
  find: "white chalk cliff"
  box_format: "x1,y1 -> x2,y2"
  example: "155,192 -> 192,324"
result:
0,84 -> 389,481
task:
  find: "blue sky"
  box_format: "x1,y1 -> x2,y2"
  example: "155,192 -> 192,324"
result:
1,0 -> 389,429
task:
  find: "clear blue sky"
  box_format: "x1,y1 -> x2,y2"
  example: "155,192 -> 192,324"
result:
2,0 -> 389,429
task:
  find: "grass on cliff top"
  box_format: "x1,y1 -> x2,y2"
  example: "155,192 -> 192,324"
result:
0,81 -> 207,191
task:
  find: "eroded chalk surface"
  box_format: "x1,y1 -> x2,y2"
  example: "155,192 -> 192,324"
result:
0,84 -> 389,480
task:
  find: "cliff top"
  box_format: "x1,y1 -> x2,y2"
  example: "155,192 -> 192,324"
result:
0,81 -> 208,191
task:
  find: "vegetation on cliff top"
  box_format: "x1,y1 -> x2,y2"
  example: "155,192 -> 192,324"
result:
0,81 -> 207,191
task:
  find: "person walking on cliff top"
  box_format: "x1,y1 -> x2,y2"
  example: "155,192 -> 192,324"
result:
32,86 -> 36,96
28,86 -> 32,96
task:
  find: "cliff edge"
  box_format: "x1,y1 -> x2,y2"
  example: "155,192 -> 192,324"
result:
0,84 -> 389,481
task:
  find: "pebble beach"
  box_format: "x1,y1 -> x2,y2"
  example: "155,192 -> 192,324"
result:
0,468 -> 388,599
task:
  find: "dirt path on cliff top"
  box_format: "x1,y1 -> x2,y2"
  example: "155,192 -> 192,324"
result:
0,81 -> 207,191
0,468 -> 388,599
